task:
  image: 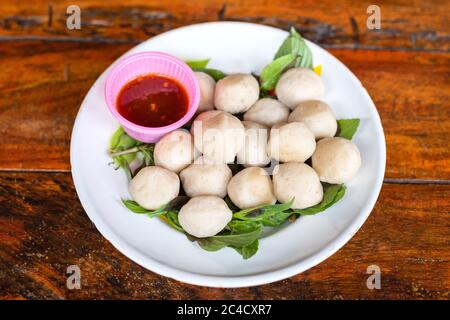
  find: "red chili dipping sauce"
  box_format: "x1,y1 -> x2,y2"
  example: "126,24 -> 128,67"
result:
117,74 -> 189,127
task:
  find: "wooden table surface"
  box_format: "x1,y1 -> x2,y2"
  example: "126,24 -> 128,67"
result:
0,0 -> 449,300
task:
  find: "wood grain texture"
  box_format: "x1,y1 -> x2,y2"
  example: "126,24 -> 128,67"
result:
0,172 -> 448,299
0,0 -> 449,51
0,0 -> 448,301
333,49 -> 450,180
0,41 -> 448,179
0,41 -> 130,171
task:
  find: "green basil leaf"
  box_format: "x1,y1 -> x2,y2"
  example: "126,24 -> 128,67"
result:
261,210 -> 294,227
193,223 -> 262,253
232,205 -> 266,220
118,134 -> 141,151
259,53 -> 296,91
258,200 -> 294,227
274,27 -> 314,69
122,153 -> 136,164
112,155 -> 132,180
233,199 -> 293,221
146,208 -> 168,218
231,239 -> 259,259
138,144 -> 155,166
333,185 -> 346,202
109,127 -> 156,180
275,27 -> 300,58
336,119 -> 360,140
122,199 -> 185,233
259,200 -> 293,216
186,58 -> 226,81
228,220 -> 262,233
161,210 -> 184,232
121,200 -> 154,214
121,199 -> 167,217
197,68 -> 227,81
293,184 -> 346,215
294,45 -> 313,69
110,127 -> 125,150
212,225 -> 262,247
185,59 -> 210,69
195,237 -> 229,252
109,127 -> 143,153
122,199 -> 149,213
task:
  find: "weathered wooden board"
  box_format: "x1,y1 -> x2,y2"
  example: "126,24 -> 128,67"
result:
0,0 -> 448,301
0,173 -> 448,299
0,0 -> 448,51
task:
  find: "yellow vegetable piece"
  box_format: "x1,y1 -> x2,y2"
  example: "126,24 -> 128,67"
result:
313,65 -> 322,76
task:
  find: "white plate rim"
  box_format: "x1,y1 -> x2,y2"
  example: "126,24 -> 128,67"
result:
70,21 -> 386,288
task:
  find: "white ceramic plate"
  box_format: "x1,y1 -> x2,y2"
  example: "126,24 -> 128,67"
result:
70,22 -> 386,288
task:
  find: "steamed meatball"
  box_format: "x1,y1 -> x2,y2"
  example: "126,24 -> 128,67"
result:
288,100 -> 337,139
190,110 -> 223,138
312,137 -> 362,184
244,98 -> 290,127
236,121 -> 271,167
192,111 -> 245,163
275,67 -> 325,109
179,156 -> 232,198
267,122 -> 316,162
214,74 -> 259,114
154,130 -> 198,173
273,162 -> 323,209
191,109 -> 224,128
129,166 -> 179,210
195,71 -> 216,113
227,167 -> 276,209
178,196 -> 232,238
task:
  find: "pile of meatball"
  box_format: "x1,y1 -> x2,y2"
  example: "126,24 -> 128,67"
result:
129,67 -> 362,238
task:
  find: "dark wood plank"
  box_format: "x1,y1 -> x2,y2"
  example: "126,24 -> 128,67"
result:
0,172 -> 448,299
0,41 -> 132,171
0,0 -> 448,51
332,49 -> 450,180
0,41 -> 448,179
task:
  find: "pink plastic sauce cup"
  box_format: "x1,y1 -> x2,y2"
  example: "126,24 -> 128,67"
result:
104,51 -> 200,143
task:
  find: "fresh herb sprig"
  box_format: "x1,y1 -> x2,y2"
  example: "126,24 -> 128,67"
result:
232,200 -> 294,227
336,119 -> 360,140
109,127 -> 154,180
274,27 -> 314,69
289,184 -> 346,215
185,59 -> 227,81
259,27 -> 314,91
259,53 -> 296,91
